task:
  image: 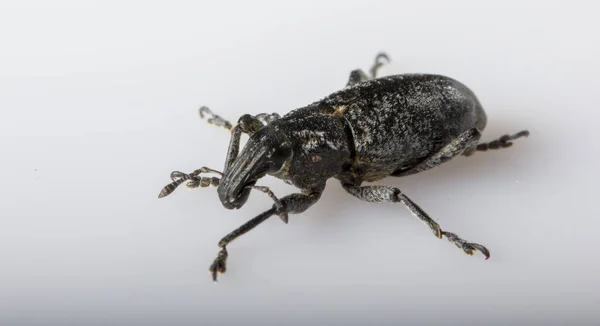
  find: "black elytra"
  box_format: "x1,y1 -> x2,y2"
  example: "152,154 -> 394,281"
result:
159,53 -> 529,282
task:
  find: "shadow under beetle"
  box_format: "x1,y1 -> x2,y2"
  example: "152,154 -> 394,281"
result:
159,53 -> 529,281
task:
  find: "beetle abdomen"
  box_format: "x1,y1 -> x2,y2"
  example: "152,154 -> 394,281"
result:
325,74 -> 487,181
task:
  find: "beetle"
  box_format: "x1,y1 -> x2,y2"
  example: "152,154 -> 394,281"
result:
159,53 -> 529,281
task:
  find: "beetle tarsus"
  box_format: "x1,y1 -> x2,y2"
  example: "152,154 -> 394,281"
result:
209,247 -> 228,282
199,106 -> 233,130
347,52 -> 391,87
369,52 -> 390,78
476,130 -> 530,152
442,231 -> 490,260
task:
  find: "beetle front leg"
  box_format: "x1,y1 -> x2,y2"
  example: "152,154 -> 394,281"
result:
210,207 -> 276,281
199,106 -> 233,130
159,115 -> 281,198
222,113 -> 273,171
199,106 -> 281,132
342,183 -> 490,259
210,187 -> 323,281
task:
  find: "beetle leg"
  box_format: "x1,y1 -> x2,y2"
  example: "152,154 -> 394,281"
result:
471,130 -> 530,154
346,69 -> 370,87
199,106 -> 281,131
397,192 -> 490,260
393,128 -> 482,177
199,106 -> 233,130
222,113 -> 274,171
346,52 -> 390,86
198,109 -> 281,172
210,207 -> 277,281
341,183 -> 490,260
249,185 -> 288,223
369,52 -> 390,78
210,187 -> 323,281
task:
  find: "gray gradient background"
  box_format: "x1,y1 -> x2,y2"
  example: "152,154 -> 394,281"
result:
2,0 -> 599,325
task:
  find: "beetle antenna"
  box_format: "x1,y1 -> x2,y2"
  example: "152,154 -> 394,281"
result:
159,167 -> 223,198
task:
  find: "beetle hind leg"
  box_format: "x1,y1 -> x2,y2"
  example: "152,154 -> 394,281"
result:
342,183 -> 490,260
471,130 -> 530,154
393,128 -> 482,177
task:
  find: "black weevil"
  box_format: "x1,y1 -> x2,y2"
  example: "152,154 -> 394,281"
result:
159,53 -> 529,281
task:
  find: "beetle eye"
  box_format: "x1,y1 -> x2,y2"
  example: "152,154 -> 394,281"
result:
267,146 -> 290,173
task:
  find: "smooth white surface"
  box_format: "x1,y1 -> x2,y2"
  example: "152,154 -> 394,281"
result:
2,1 -> 599,325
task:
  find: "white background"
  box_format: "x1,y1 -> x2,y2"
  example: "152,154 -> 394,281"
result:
1,0 -> 599,325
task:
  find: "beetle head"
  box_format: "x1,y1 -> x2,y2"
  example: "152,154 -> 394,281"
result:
217,127 -> 291,209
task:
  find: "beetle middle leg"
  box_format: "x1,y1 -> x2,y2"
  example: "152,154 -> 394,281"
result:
341,183 -> 490,259
210,187 -> 324,281
346,52 -> 390,86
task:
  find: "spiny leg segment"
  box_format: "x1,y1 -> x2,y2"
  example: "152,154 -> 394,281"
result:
342,183 -> 490,259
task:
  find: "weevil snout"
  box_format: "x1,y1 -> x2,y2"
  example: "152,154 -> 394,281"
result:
217,127 -> 291,210
219,180 -> 255,209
